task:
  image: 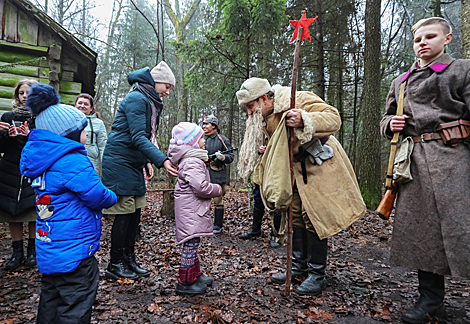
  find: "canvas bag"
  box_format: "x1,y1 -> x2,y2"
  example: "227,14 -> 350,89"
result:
393,136 -> 414,183
252,111 -> 292,211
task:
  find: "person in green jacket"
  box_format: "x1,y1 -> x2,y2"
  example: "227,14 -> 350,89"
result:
102,62 -> 178,280
75,94 -> 107,175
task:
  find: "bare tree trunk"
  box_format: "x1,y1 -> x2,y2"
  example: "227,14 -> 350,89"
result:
58,0 -> 64,25
357,0 -> 382,208
81,0 -> 86,41
432,0 -> 442,17
163,0 -> 202,123
315,0 -> 325,99
463,0 -> 470,59
338,49 -> 344,145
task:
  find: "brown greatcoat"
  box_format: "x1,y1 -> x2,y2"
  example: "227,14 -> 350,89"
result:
261,85 -> 366,240
380,54 -> 470,278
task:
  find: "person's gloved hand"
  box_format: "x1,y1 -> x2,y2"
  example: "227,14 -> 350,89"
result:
215,151 -> 225,161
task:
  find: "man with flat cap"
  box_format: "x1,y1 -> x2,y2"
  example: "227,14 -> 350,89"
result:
236,78 -> 366,296
202,115 -> 234,234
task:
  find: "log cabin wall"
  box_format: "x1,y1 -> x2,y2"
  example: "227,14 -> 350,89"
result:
0,0 -> 97,115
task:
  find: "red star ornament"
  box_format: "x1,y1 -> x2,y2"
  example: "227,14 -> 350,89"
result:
289,11 -> 318,44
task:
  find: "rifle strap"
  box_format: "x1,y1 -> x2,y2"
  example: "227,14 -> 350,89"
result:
385,81 -> 406,189
217,134 -> 228,150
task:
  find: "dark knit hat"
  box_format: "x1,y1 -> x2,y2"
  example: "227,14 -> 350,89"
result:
26,83 -> 87,137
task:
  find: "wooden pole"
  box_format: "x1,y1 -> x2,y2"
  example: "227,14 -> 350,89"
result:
285,26 -> 303,297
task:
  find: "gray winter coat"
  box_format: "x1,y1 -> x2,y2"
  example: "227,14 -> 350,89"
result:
380,54 -> 470,278
203,132 -> 234,184
167,144 -> 222,244
84,113 -> 107,174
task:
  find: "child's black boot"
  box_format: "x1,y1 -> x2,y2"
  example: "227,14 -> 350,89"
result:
24,238 -> 37,267
4,240 -> 24,271
175,265 -> 207,295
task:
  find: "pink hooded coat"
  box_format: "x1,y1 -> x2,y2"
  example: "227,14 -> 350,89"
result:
167,144 -> 222,244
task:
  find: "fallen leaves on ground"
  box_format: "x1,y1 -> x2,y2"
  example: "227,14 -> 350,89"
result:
0,189 -> 469,323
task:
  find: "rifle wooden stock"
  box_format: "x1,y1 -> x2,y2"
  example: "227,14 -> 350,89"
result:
377,81 -> 407,220
376,181 -> 398,220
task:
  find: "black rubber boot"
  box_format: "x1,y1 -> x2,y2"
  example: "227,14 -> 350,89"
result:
106,248 -> 139,280
124,247 -> 149,277
196,274 -> 213,287
4,240 -> 24,271
24,238 -> 37,267
239,206 -> 263,239
271,226 -> 308,284
213,208 -> 224,234
401,270 -> 446,324
296,230 -> 328,296
175,281 -> 207,295
175,266 -> 207,296
269,212 -> 282,248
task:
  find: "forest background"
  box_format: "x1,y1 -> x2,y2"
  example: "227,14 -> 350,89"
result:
31,0 -> 470,207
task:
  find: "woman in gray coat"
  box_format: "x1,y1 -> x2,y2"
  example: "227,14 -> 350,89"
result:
380,17 -> 470,324
75,94 -> 107,175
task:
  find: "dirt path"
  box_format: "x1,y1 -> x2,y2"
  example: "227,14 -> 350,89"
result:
0,190 -> 468,323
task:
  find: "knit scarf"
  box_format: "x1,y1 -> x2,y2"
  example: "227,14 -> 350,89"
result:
12,101 -> 32,118
181,149 -> 209,162
131,82 -> 163,142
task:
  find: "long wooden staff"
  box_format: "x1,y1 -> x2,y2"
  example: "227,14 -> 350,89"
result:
284,10 -> 318,296
285,26 -> 303,296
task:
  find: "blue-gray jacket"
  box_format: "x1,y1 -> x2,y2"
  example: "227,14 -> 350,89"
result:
102,68 -> 167,196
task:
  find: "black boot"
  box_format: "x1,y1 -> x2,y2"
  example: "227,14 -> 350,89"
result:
271,226 -> 308,284
269,235 -> 281,248
269,212 -> 282,248
124,247 -> 149,277
105,248 -> 139,280
401,270 -> 446,324
24,238 -> 36,267
296,230 -> 327,296
175,266 -> 207,296
213,208 -> 224,234
4,240 -> 24,271
239,206 -> 263,239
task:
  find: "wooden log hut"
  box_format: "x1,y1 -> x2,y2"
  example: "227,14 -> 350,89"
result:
0,0 -> 97,115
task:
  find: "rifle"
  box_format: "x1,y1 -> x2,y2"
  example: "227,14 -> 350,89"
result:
207,147 -> 238,163
376,81 -> 407,220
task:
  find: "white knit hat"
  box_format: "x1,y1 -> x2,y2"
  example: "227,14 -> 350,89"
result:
150,61 -> 175,86
236,78 -> 272,105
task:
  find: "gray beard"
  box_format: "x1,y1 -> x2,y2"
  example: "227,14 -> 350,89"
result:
238,107 -> 264,181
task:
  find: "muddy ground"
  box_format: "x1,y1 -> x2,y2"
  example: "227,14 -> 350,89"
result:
0,190 -> 469,324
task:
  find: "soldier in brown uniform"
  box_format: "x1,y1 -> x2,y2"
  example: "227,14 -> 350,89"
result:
380,17 -> 470,324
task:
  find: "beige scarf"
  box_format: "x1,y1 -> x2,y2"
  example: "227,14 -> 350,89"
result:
181,149 -> 209,162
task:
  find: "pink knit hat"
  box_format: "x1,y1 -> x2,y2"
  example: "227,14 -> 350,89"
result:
170,122 -> 203,148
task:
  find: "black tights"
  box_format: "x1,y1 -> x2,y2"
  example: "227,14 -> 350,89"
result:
110,209 -> 141,263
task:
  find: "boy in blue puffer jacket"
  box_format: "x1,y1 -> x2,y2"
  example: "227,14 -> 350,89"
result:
20,83 -> 117,324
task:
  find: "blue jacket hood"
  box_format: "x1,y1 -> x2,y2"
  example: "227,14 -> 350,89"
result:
21,129 -> 87,179
127,67 -> 155,87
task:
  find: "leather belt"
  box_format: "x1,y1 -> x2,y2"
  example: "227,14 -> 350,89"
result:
412,132 -> 441,143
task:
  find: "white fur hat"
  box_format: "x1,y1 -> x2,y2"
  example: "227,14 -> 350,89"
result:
236,78 -> 272,105
151,61 -> 176,86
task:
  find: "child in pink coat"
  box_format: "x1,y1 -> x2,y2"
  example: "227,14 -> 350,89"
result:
167,122 -> 222,295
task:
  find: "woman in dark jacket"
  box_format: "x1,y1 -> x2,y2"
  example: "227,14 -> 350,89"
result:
0,79 -> 37,270
102,62 -> 178,280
